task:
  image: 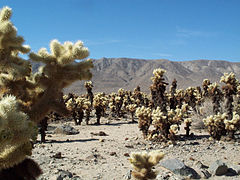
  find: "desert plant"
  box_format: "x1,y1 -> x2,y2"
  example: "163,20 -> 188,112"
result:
136,106 -> 152,137
65,94 -> 80,125
93,93 -> 107,125
126,104 -> 137,123
184,118 -> 192,137
129,150 -> 164,180
208,82 -> 223,115
82,98 -> 92,125
184,87 -> 198,112
203,113 -> 227,140
0,6 -> 93,179
150,103 -> 191,141
133,86 -> 145,107
174,89 -> 185,108
84,81 -> 94,106
221,72 -> 239,120
202,79 -> 211,98
150,68 -> 168,113
224,111 -> 240,139
169,79 -> 178,110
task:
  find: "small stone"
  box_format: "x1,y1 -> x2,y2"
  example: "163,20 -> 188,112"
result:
124,170 -> 132,180
227,164 -> 240,175
209,160 -> 228,176
72,176 -> 83,180
110,152 -> 117,156
124,153 -> 130,157
159,158 -> 199,178
91,131 -> 108,136
56,170 -> 73,180
54,124 -> 79,135
52,152 -> 63,159
195,161 -> 208,169
200,169 -> 211,179
125,145 -> 134,148
99,138 -> 105,142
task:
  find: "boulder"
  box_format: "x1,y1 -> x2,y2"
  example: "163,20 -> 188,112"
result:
54,124 -> 79,135
208,160 -> 228,176
159,158 -> 200,179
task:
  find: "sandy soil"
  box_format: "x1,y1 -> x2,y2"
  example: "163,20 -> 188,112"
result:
33,116 -> 240,180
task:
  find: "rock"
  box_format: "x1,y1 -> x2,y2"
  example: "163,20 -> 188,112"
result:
159,158 -> 199,179
110,152 -> 117,156
54,124 -> 79,135
71,176 -> 83,180
230,165 -> 240,175
125,145 -> 134,148
199,169 -> 211,179
124,153 -> 130,157
99,138 -> 105,142
226,163 -> 240,176
56,170 -> 73,180
156,171 -> 184,180
124,170 -> 132,180
208,160 -> 228,176
52,152 -> 63,159
195,161 -> 208,169
90,131 -> 108,136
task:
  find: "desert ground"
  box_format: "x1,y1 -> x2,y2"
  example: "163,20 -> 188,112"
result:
33,113 -> 240,180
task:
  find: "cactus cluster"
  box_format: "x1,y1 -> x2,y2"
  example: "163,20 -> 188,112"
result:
129,150 -> 164,180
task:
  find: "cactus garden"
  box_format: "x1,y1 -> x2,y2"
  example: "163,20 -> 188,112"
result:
0,5 -> 240,180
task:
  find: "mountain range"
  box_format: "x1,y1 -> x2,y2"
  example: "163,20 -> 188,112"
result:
31,58 -> 240,95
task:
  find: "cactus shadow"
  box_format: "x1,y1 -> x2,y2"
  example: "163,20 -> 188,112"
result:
178,134 -> 210,141
89,121 -> 137,126
39,138 -> 99,144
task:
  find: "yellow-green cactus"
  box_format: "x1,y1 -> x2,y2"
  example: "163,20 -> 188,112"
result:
0,95 -> 37,170
224,111 -> 240,138
136,106 -> 152,137
203,113 -> 227,140
28,39 -> 93,123
0,6 -> 93,176
127,104 -> 137,122
129,150 -> 164,180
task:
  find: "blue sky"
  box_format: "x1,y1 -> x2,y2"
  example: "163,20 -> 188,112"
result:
1,0 -> 240,62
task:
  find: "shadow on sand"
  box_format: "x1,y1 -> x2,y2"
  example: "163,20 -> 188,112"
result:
37,138 -> 99,144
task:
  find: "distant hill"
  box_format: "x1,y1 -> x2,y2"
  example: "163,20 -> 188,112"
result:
31,58 -> 240,95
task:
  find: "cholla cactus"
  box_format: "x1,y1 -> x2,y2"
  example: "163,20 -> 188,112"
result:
84,81 -> 94,106
129,150 -> 164,180
208,82 -> 223,114
169,79 -> 178,110
168,124 -> 179,142
184,87 -> 198,112
150,68 -> 168,112
127,104 -> 137,123
203,113 -> 227,140
114,88 -> 126,117
65,95 -> 81,125
0,95 -> 37,170
136,106 -> 151,137
202,79 -> 211,98
82,98 -> 91,125
224,111 -> 240,139
93,93 -> 107,125
133,86 -> 145,107
0,6 -> 93,178
151,104 -> 190,141
221,72 -> 239,120
184,118 -> 192,137
151,107 -> 168,136
174,89 -> 185,108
